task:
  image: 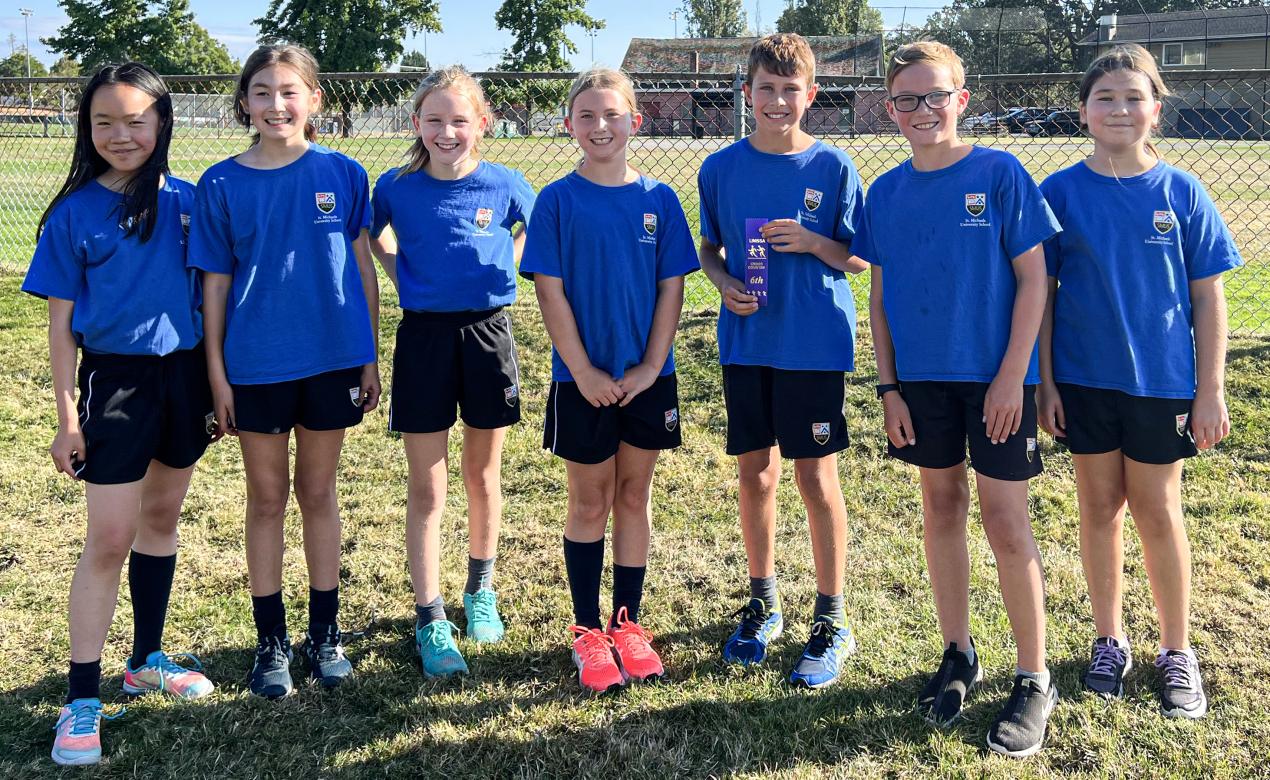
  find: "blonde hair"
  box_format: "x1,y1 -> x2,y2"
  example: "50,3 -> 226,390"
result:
886,41 -> 965,92
566,67 -> 638,117
1079,44 -> 1169,160
746,33 -> 816,86
236,44 -> 321,146
400,66 -> 491,177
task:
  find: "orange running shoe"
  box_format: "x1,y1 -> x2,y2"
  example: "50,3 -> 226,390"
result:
570,626 -> 625,693
608,607 -> 665,682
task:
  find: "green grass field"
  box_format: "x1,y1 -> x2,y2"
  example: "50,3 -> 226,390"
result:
1,272 -> 1269,778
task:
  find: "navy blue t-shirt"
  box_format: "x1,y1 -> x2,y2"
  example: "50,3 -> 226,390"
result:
187,145 -> 375,385
520,172 -> 699,381
1041,161 -> 1242,399
698,138 -> 864,371
853,146 -> 1060,384
23,177 -> 201,356
370,161 -> 536,312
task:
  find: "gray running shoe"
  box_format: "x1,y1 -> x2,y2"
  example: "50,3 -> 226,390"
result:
1156,649 -> 1207,719
1084,636 -> 1133,698
986,675 -> 1059,758
301,623 -> 353,688
917,641 -> 982,727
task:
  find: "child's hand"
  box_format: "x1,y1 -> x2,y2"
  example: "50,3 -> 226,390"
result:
983,375 -> 1023,445
718,275 -> 759,316
1036,382 -> 1066,438
882,393 -> 916,448
211,378 -> 238,437
576,365 -> 625,408
616,363 -> 658,407
360,363 -> 382,413
762,219 -> 821,255
50,426 -> 85,478
1191,390 -> 1230,449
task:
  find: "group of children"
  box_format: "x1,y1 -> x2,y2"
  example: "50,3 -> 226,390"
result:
23,33 -> 1241,766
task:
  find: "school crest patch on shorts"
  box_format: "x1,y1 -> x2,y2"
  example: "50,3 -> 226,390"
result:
1175,412 -> 1189,437
204,411 -> 217,437
349,386 -> 362,407
1153,210 -> 1175,234
965,193 -> 986,217
803,188 -> 823,211
475,208 -> 493,230
643,213 -> 657,235
316,192 -> 336,214
665,407 -> 679,432
1027,437 -> 1037,462
504,384 -> 519,406
812,421 -> 830,445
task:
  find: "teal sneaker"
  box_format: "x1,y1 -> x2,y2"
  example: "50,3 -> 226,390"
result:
789,617 -> 857,689
416,620 -> 469,678
463,588 -> 506,644
722,597 -> 784,665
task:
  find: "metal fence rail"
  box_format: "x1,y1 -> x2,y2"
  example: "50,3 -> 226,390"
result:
0,70 -> 1266,332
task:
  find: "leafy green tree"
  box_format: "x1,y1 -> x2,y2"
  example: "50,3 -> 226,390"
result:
682,0 -> 746,37
777,0 -> 884,36
43,0 -> 235,74
400,49 -> 429,71
50,55 -> 81,77
0,50 -> 48,78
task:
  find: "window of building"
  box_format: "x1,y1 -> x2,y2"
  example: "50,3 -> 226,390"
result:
1162,41 -> 1205,67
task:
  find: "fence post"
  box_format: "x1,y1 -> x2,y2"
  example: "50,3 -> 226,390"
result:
732,66 -> 744,141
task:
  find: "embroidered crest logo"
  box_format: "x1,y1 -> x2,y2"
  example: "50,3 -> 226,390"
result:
316,192 -> 336,214
664,407 -> 678,432
180,213 -> 191,236
1175,412 -> 1189,437
349,386 -> 362,407
475,208 -> 493,230
965,193 -> 986,217
504,384 -> 519,407
1153,210 -> 1175,235
804,188 -> 823,211
1026,437 -> 1037,463
643,213 -> 657,235
812,421 -> 831,445
204,412 -> 217,437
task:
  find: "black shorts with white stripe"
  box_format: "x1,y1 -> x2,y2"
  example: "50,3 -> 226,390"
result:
543,373 -> 681,465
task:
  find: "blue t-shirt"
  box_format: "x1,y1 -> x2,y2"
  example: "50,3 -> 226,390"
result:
187,145 -> 375,385
853,146 -> 1060,384
1041,161 -> 1242,399
520,172 -> 699,382
23,178 -> 201,356
698,138 -> 864,371
370,161 -> 536,312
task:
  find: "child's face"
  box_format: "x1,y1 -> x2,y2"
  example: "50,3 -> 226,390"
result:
886,62 -> 969,149
243,64 -> 320,144
744,66 -> 817,135
413,88 -> 487,169
565,88 -> 642,163
1080,69 -> 1161,152
89,83 -> 160,176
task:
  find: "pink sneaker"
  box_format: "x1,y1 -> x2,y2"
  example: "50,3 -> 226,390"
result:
51,698 -> 123,766
122,651 -> 213,699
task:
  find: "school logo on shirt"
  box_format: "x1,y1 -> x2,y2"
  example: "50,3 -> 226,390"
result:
665,407 -> 679,432
1026,437 -> 1037,463
180,213 -> 191,237
1175,412 -> 1189,437
965,193 -> 986,217
812,421 -> 831,445
475,207 -> 493,231
803,188 -> 823,212
643,213 -> 658,236
316,192 -> 336,215
504,384 -> 519,407
349,386 -> 362,407
1153,210 -> 1175,235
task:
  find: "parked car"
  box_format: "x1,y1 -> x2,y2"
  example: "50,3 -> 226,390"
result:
999,107 -> 1061,134
963,111 -> 1005,134
1025,110 -> 1083,137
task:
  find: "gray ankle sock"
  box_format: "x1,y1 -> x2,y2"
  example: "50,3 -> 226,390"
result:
1017,666 -> 1051,692
812,592 -> 845,624
464,556 -> 496,594
415,595 -> 446,628
749,575 -> 779,612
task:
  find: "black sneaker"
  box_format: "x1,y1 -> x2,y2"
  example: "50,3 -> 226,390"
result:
249,632 -> 294,700
1156,649 -> 1207,719
300,623 -> 353,688
1083,636 -> 1132,698
917,641 -> 982,727
986,675 -> 1059,758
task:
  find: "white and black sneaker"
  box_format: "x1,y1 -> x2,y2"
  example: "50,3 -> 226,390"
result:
1084,636 -> 1133,698
917,641 -> 983,727
986,675 -> 1058,758
1156,648 -> 1207,719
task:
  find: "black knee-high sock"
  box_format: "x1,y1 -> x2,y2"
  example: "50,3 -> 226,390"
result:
252,591 -> 287,640
67,660 -> 101,704
611,564 -> 647,625
128,550 -> 177,669
308,586 -> 339,632
563,536 -> 605,630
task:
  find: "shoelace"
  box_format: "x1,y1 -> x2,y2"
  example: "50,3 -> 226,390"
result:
423,621 -> 461,651
803,621 -> 836,659
570,626 -> 616,666
1155,651 -> 1196,689
469,591 -> 498,624
54,701 -> 124,737
256,636 -> 289,666
610,608 -> 655,659
729,603 -> 768,641
1088,640 -> 1128,678
150,652 -> 204,692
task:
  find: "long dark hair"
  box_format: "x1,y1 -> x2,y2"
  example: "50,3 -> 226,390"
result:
234,45 -> 321,146
37,62 -> 174,243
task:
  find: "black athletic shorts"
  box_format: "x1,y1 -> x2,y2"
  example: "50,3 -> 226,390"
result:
1055,383 -> 1197,465
543,373 -> 681,464
74,345 -> 214,485
232,365 -> 366,434
722,364 -> 848,459
887,380 -> 1041,481
389,308 -> 521,433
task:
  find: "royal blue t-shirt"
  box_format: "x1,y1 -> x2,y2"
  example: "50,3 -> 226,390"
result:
188,144 -> 375,385
520,172 -> 699,381
1041,161 -> 1242,399
23,178 -> 201,356
698,138 -> 864,371
853,146 -> 1060,384
370,161 -> 536,312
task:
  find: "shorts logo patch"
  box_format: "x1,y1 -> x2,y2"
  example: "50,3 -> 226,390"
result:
664,407 -> 679,432
475,207 -> 493,230
812,421 -> 831,445
965,193 -> 986,217
643,213 -> 657,235
504,384 -> 519,406
1175,412 -> 1189,437
803,188 -> 823,211
1027,437 -> 1037,462
316,192 -> 336,214
349,386 -> 362,407
180,213 -> 192,236
204,411 -> 217,437
1154,210 -> 1175,235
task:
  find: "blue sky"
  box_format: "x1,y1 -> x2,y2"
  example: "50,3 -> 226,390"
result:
1,1 -> 936,73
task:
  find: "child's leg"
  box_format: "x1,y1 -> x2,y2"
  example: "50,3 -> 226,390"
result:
129,462 -> 195,667
403,431 -> 449,612
793,453 -> 848,620
611,443 -> 660,623
1073,452 -> 1129,640
737,447 -> 781,591
563,457 -> 616,629
1123,458 -> 1189,650
975,473 -> 1046,672
919,464 -> 973,650
239,432 -> 293,636
461,425 -> 506,591
292,426 -> 347,630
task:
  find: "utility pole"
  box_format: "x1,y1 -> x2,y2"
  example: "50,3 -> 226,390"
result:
587,29 -> 597,63
20,8 -> 33,109
669,9 -> 679,38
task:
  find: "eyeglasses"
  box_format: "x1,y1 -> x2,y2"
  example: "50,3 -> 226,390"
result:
888,90 -> 957,112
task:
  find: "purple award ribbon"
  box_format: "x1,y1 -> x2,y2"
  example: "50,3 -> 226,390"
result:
744,218 -> 770,307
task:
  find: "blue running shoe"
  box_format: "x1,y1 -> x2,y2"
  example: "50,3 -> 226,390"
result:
722,598 -> 783,665
301,623 -> 353,688
416,620 -> 469,678
463,588 -> 506,644
789,616 -> 857,689
249,632 -> 294,700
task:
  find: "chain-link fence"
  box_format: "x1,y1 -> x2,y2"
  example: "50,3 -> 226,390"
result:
0,70 -> 1267,332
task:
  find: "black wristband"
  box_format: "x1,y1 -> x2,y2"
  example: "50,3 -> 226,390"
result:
876,383 -> 901,399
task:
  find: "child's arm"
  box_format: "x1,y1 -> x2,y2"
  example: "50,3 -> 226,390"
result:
1190,274 -> 1231,449
512,224 -> 527,265
617,275 -> 685,406
761,220 -> 867,274
369,226 -> 399,292
201,271 -> 236,436
47,298 -> 83,476
533,275 -> 624,407
354,228 -> 382,413
984,244 -> 1048,445
699,237 -> 758,315
1036,277 -> 1065,437
870,267 -> 915,447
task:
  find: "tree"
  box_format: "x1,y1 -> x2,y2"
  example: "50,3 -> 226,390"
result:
682,0 -> 746,37
50,55 -> 81,77
400,49 -> 429,71
43,0 -> 235,74
777,0 -> 884,36
0,50 -> 48,78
